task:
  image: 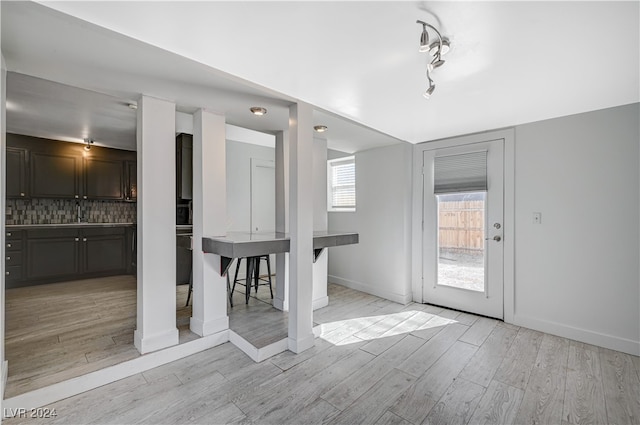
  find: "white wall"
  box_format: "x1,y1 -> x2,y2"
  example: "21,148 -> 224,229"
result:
226,140 -> 275,232
328,143 -> 413,304
513,103 -> 639,354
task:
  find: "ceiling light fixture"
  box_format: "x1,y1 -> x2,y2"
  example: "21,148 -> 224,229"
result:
127,102 -> 138,110
250,106 -> 267,116
314,125 -> 328,133
416,19 -> 449,99
84,138 -> 94,151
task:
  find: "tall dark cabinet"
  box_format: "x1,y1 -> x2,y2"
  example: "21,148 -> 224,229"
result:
6,147 -> 28,198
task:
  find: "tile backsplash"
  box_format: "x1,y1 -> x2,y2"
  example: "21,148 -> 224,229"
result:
6,199 -> 137,225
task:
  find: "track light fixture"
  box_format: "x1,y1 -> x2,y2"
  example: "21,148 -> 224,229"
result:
84,138 -> 94,151
416,19 -> 449,99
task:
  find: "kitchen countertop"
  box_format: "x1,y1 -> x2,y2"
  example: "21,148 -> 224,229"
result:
6,223 -> 136,229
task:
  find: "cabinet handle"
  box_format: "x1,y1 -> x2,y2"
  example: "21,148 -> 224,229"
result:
6,232 -> 11,237
5,272 -> 9,276
75,195 -> 79,199
83,196 -> 88,199
6,256 -> 10,260
20,193 -> 25,197
83,238 -> 87,242
75,238 -> 79,242
6,243 -> 11,248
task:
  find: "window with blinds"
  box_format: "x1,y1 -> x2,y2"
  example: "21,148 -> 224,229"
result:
327,156 -> 356,211
434,150 -> 487,194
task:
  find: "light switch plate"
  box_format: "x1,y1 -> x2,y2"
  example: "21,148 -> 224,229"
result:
533,212 -> 542,224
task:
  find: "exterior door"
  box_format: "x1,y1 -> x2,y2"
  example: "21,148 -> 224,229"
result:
423,139 -> 504,319
250,158 -> 276,233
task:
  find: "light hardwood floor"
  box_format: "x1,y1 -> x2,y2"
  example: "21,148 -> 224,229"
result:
4,282 -> 639,424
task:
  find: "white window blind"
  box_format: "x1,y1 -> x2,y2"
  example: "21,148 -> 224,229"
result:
328,156 -> 356,211
434,150 -> 487,194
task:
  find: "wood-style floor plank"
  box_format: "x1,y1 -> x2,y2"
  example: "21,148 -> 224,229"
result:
493,327 -> 544,390
422,377 -> 485,425
514,333 -> 570,425
458,325 -> 518,387
389,341 -> 478,424
561,344 -> 607,425
468,380 -> 524,425
599,347 -> 640,425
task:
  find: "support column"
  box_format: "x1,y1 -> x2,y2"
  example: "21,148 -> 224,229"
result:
190,109 -> 229,336
312,137 -> 329,310
288,103 -> 315,353
134,95 -> 179,354
274,130 -> 289,311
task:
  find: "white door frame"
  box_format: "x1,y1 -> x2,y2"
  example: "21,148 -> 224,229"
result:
411,128 -> 515,323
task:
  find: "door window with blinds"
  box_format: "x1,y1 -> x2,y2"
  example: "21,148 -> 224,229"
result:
327,156 -> 356,211
434,150 -> 488,292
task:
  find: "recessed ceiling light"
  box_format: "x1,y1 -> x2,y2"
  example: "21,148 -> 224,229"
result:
250,106 -> 267,116
314,125 -> 328,133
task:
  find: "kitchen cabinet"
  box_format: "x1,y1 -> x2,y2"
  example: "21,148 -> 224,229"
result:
8,133 -> 137,201
26,228 -> 80,280
7,225 -> 132,288
176,133 -> 193,200
125,161 -> 137,201
30,152 -> 81,199
176,227 -> 192,285
81,227 -> 127,274
5,229 -> 24,283
6,147 -> 28,198
84,158 -> 125,200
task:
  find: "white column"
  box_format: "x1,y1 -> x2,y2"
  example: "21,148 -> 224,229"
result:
312,137 -> 329,310
274,130 -> 289,311
288,103 -> 315,353
1,54 -> 8,407
191,109 -> 229,336
134,95 -> 179,354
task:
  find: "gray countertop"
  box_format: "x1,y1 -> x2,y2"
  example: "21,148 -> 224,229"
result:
6,223 -> 136,229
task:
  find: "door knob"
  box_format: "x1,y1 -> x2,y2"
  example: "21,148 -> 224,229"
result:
485,235 -> 501,242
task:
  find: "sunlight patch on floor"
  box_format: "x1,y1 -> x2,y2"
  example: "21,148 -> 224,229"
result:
315,311 -> 458,346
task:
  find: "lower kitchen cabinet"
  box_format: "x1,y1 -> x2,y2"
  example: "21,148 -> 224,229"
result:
82,227 -> 127,274
26,228 -> 80,280
7,226 -> 131,288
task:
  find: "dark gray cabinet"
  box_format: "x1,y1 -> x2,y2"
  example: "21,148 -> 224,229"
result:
7,226 -> 131,288
26,228 -> 80,280
82,227 -> 127,274
5,229 -> 24,283
6,147 -> 28,198
125,161 -> 137,201
30,152 -> 82,199
84,157 -> 125,200
176,133 -> 193,200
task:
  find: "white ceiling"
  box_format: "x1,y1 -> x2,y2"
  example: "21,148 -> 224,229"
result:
2,1 -> 639,152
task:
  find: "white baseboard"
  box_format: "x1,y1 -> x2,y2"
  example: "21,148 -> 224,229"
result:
133,328 -> 180,354
512,314 -> 640,356
2,331 -> 229,412
228,330 -> 288,362
329,275 -> 413,305
313,296 -> 329,310
189,315 -> 229,337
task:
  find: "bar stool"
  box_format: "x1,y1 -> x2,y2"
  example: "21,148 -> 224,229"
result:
231,255 -> 273,304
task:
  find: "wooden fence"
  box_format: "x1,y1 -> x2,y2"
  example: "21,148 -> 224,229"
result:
438,200 -> 484,251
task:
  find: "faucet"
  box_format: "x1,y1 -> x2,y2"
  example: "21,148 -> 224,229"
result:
76,202 -> 82,223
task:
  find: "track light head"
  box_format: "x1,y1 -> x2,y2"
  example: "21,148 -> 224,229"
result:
423,84 -> 436,99
419,25 -> 430,52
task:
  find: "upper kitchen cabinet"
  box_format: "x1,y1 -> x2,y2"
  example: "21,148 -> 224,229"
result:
31,151 -> 82,199
8,133 -> 136,201
124,160 -> 137,201
84,157 -> 125,200
6,146 -> 29,198
176,133 -> 193,200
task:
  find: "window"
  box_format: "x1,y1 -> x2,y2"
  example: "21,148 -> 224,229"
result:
327,156 -> 356,211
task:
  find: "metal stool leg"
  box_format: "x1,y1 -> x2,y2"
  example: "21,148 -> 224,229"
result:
265,255 -> 273,299
245,257 -> 254,304
185,268 -> 193,307
231,258 -> 242,297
